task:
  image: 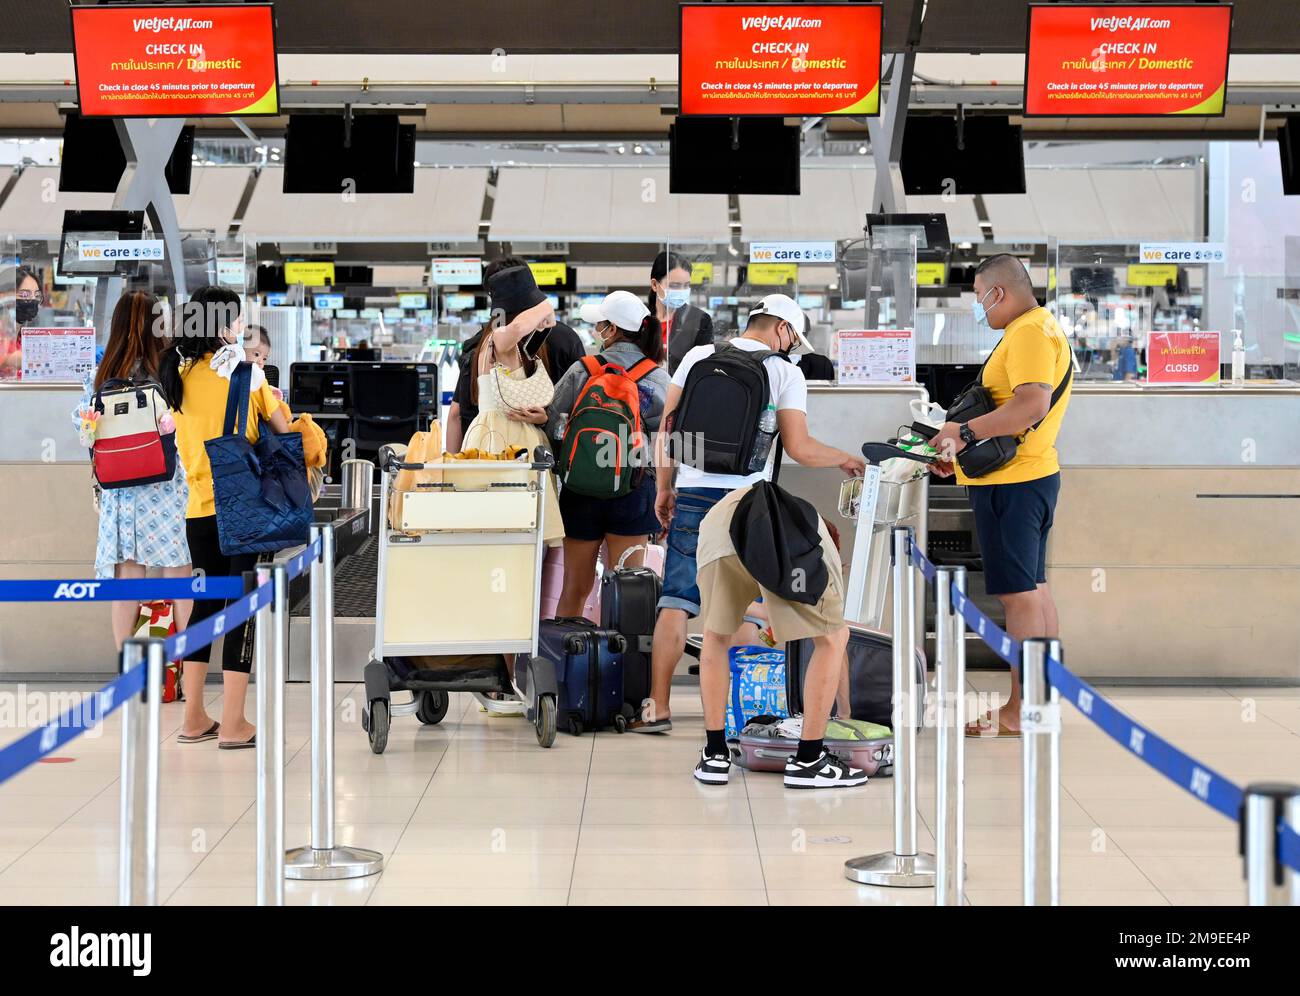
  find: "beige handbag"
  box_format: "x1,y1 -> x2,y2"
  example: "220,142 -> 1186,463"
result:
488,336 -> 554,412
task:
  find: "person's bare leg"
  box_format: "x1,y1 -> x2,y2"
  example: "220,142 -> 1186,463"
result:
219,670 -> 255,744
834,650 -> 852,719
796,627 -> 851,741
180,661 -> 214,737
605,533 -> 648,573
556,538 -> 601,618
982,589 -> 1047,733
163,564 -> 194,631
1037,582 -> 1059,639
698,629 -> 732,731
111,561 -> 146,649
643,606 -> 687,724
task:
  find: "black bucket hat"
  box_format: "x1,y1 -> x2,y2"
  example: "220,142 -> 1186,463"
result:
487,264 -> 546,320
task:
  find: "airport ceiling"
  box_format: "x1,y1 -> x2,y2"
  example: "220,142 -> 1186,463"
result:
4,0 -> 1298,54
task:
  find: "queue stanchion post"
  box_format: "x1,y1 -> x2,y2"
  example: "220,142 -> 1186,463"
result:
255,565 -> 287,906
1021,638 -> 1061,906
1241,783 -> 1300,906
118,638 -> 164,906
286,524 -> 383,880
935,566 -> 967,906
845,526 -> 935,887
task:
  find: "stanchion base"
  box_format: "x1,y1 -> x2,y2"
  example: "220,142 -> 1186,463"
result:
284,845 -> 384,881
844,851 -> 936,887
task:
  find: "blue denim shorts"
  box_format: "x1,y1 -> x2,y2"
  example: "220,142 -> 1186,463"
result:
658,487 -> 730,616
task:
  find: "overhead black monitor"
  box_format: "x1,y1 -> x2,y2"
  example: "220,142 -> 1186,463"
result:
1279,116 -> 1300,196
901,115 -> 1025,195
58,113 -> 195,195
669,116 -> 801,196
59,209 -> 147,276
283,114 -> 415,194
866,213 -> 952,257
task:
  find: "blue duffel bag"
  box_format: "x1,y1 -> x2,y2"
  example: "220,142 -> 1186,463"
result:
206,361 -> 312,556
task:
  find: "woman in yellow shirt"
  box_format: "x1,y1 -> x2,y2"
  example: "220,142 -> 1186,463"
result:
159,286 -> 290,749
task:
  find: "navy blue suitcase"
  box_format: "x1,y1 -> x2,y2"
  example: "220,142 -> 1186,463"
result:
539,618 -> 630,736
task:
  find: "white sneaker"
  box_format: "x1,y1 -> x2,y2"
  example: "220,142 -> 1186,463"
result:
784,750 -> 868,789
693,747 -> 732,785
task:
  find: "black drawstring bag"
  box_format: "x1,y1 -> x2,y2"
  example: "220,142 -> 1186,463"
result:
728,481 -> 828,606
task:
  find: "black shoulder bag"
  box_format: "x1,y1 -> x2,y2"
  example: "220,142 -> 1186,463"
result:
944,342 -> 1073,479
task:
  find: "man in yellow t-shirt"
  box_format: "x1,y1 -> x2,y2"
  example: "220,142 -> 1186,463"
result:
929,254 -> 1073,737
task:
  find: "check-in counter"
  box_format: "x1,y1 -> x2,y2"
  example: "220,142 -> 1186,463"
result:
1048,383 -> 1300,683
0,378 -> 931,678
0,382 -> 107,677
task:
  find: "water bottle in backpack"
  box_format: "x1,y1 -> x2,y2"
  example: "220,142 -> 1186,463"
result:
747,404 -> 778,473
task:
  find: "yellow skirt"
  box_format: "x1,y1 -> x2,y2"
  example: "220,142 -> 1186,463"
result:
461,410 -> 565,546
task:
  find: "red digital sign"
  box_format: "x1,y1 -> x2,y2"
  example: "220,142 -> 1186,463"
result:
679,3 -> 882,116
1025,4 -> 1232,117
70,3 -> 279,118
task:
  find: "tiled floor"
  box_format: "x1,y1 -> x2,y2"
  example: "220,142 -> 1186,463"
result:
0,671 -> 1294,906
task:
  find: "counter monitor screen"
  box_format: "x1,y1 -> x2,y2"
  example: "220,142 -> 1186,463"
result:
398,293 -> 428,310
59,209 -> 146,276
70,3 -> 280,118
1024,4 -> 1233,117
314,293 -> 345,310
442,293 -> 476,311
352,366 -> 419,420
678,3 -> 883,117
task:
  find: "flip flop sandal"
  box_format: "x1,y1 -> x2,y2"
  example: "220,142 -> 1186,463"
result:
177,721 -> 219,744
964,712 -> 1021,739
218,735 -> 256,750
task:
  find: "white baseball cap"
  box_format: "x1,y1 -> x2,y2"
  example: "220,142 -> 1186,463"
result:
748,293 -> 814,355
580,290 -> 650,333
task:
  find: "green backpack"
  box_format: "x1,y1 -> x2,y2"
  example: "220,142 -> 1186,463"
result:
558,354 -> 658,498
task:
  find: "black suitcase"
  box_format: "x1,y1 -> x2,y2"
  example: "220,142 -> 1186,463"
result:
785,621 -> 925,728
600,560 -> 661,720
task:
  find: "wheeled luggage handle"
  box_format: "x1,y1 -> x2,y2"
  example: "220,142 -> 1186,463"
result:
862,441 -> 937,467
382,447 -> 556,475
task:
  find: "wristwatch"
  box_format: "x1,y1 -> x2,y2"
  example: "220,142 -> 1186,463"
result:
959,423 -> 979,446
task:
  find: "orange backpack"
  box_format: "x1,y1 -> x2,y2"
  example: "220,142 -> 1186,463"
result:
558,355 -> 657,498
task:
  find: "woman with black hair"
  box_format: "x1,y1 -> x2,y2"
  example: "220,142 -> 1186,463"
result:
0,265 -> 44,377
546,290 -> 670,616
650,250 -> 714,375
159,286 -> 291,749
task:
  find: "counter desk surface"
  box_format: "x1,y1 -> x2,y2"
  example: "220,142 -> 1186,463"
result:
1047,381 -> 1300,683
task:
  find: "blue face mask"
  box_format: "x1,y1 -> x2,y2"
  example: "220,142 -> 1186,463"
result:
972,286 -> 998,327
662,287 -> 690,311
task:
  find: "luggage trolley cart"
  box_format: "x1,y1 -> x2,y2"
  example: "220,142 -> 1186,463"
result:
361,446 -> 560,753
840,442 -> 933,631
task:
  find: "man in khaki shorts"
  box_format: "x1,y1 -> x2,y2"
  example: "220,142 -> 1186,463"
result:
691,486 -> 867,789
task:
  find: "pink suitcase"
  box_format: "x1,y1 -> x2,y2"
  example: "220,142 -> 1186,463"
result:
733,718 -> 895,776
539,543 -> 664,623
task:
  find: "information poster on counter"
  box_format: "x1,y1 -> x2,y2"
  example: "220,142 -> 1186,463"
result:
20,328 -> 96,383
1024,4 -> 1233,117
679,3 -> 882,116
836,329 -> 915,385
1146,330 -> 1221,384
70,3 -> 279,117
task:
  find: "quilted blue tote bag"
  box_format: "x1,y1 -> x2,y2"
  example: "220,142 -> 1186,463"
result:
205,362 -> 312,555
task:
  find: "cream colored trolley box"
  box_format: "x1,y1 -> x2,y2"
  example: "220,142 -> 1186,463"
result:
374,453 -> 550,658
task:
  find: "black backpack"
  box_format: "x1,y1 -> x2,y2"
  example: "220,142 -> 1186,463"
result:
727,481 -> 829,606
670,344 -> 781,476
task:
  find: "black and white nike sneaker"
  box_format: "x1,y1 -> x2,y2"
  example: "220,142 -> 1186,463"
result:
783,750 -> 868,789
693,748 -> 732,785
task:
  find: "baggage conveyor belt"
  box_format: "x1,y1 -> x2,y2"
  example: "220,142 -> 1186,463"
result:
285,506 -> 378,681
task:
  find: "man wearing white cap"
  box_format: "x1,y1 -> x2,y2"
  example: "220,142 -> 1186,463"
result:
545,290 -> 671,618
635,294 -> 866,761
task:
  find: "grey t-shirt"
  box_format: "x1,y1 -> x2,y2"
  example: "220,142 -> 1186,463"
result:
545,340 -> 670,464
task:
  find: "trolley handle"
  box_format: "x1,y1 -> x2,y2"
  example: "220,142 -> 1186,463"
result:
385,445 -> 556,475
862,441 -> 937,467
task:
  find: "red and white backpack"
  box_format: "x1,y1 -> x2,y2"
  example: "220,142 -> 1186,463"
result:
90,378 -> 177,489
